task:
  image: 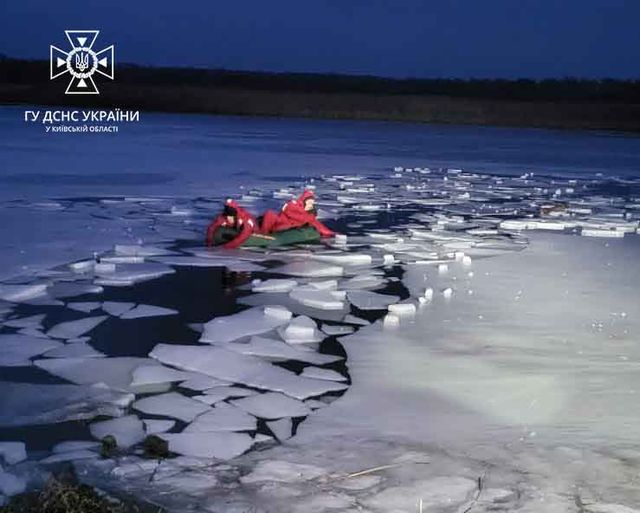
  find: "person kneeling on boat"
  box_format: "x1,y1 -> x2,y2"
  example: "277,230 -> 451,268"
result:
205,199 -> 272,249
260,190 -> 335,238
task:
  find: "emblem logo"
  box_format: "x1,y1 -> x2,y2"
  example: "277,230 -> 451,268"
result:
50,30 -> 114,95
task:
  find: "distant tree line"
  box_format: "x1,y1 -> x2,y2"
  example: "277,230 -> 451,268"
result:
1,55 -> 639,103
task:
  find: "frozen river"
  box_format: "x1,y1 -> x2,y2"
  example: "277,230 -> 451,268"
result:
1,106 -> 640,512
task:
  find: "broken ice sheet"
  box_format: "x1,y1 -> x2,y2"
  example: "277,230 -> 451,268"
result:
130,364 -> 201,387
43,342 -> 105,358
251,279 -> 298,293
224,336 -> 343,365
114,244 -> 175,257
152,256 -> 264,272
120,304 -> 178,320
133,392 -> 211,422
90,415 -> 145,448
184,403 -> 256,432
94,263 -> 175,286
346,290 -> 400,310
144,419 -> 175,435
300,367 -> 347,382
35,357 -> 162,393
0,382 -> 132,427
267,417 -> 293,441
66,302 -> 101,313
2,313 -> 45,329
46,315 -> 108,339
289,286 -> 345,310
277,315 -> 325,344
150,344 -> 348,400
200,306 -> 292,344
102,301 -> 135,316
0,283 -> 48,302
230,392 -> 311,419
48,282 -> 103,299
0,334 -> 63,366
158,432 -> 254,460
269,261 -> 344,278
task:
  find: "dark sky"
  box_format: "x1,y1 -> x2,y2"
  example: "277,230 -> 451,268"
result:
1,0 -> 639,79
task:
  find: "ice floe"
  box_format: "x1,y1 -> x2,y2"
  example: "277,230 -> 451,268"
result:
346,290 -> 400,310
120,304 -> 178,319
150,344 -> 347,400
46,315 -> 108,339
224,336 -> 342,365
184,403 -> 256,432
231,392 -> 311,419
90,415 -> 145,448
133,392 -> 211,422
158,432 -> 254,460
200,306 -> 292,344
0,334 -> 63,366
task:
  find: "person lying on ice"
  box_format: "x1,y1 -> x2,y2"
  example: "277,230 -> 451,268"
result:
205,198 -> 273,249
261,189 -> 336,238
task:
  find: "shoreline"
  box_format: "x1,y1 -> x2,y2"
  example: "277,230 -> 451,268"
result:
2,85 -> 640,134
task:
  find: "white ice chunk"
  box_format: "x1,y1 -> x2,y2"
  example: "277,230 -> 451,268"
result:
346,290 -> 400,310
383,314 -> 400,328
194,386 -> 255,405
67,302 -> 101,313
43,342 -> 105,358
272,261 -> 344,278
185,403 -> 256,432
144,419 -> 175,435
0,334 -> 63,366
225,336 -> 342,365
158,432 -> 254,460
388,302 -> 417,316
47,315 -> 108,339
133,392 -> 211,422
102,301 -> 135,316
90,415 -> 145,448
251,279 -> 298,293
231,392 -> 310,419
150,344 -> 347,400
289,286 -> 345,310
278,316 -> 325,344
120,304 -> 178,320
311,253 -> 372,266
320,324 -> 355,336
267,418 -> 293,441
443,287 -> 454,299
0,442 -> 26,465
582,228 -> 625,238
300,367 -> 347,382
200,306 -> 292,344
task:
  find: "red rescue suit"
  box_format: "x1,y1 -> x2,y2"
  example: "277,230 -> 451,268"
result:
261,190 -> 335,238
205,199 -> 258,249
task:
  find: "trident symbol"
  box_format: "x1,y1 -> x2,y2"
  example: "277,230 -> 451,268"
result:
75,52 -> 89,71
